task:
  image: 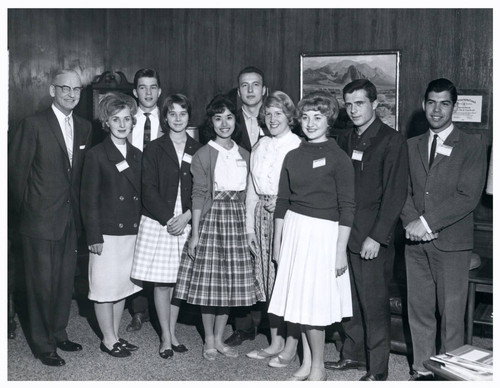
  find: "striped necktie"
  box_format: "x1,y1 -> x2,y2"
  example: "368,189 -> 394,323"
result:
65,116 -> 73,166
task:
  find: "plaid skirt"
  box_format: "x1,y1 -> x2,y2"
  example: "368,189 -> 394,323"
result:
253,198 -> 276,300
174,191 -> 264,307
131,186 -> 190,283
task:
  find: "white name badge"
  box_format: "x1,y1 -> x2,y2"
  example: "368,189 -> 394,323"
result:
437,144 -> 453,157
182,153 -> 192,164
116,160 -> 130,172
236,159 -> 247,168
352,150 -> 364,161
79,145 -> 86,150
313,157 -> 326,168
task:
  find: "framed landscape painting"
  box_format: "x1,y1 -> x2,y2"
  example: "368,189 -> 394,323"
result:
300,51 -> 401,130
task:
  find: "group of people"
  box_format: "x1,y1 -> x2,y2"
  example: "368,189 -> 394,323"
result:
8,64 -> 487,381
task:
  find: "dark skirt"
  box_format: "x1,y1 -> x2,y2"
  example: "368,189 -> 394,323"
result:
174,191 -> 264,307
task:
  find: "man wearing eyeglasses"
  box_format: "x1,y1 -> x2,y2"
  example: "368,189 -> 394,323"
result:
8,69 -> 92,367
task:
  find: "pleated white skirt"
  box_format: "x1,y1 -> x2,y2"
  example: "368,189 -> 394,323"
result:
268,210 -> 352,326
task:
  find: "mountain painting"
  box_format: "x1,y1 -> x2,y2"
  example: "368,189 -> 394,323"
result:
301,52 -> 400,130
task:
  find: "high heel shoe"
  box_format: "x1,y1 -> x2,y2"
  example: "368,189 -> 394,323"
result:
268,353 -> 297,368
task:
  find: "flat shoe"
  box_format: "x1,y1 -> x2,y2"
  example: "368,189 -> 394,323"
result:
268,353 -> 297,368
118,338 -> 138,351
203,348 -> 217,361
100,342 -> 131,358
172,344 -> 188,353
246,348 -> 281,359
159,349 -> 174,359
307,373 -> 327,381
217,346 -> 238,358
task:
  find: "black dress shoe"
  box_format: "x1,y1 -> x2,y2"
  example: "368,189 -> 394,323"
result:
38,352 -> 66,367
360,373 -> 387,381
118,338 -> 138,351
100,342 -> 131,357
172,344 -> 188,353
223,329 -> 256,347
126,312 -> 149,332
159,348 -> 174,359
57,340 -> 83,352
408,372 -> 434,381
324,358 -> 366,371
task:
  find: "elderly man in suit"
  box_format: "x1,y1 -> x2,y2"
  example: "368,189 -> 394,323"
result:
8,69 -> 92,366
324,79 -> 408,381
401,78 -> 486,380
224,66 -> 271,347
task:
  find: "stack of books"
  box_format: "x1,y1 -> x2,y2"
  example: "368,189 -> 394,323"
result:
431,344 -> 493,381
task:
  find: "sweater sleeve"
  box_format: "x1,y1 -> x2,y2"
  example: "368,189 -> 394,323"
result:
191,149 -> 210,212
274,155 -> 291,220
334,150 -> 356,227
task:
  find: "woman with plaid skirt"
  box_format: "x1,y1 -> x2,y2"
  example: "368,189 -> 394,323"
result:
130,94 -> 202,359
174,94 -> 264,361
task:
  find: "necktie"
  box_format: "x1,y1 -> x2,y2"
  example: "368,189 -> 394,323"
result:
429,134 -> 438,168
65,116 -> 73,166
143,113 -> 151,148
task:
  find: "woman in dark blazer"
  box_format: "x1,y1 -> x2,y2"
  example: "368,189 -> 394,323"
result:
81,92 -> 142,358
131,94 -> 202,359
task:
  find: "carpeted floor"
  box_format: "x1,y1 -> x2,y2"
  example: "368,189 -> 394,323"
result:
7,293 -> 493,381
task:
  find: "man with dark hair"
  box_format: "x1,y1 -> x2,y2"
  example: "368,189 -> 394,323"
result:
126,68 -> 163,332
325,79 -> 408,381
9,69 -> 92,366
223,66 -> 270,347
401,78 -> 486,380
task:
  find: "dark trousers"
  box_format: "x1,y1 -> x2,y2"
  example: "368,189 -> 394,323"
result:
341,245 -> 394,375
129,287 -> 151,316
405,242 -> 470,372
22,219 -> 77,354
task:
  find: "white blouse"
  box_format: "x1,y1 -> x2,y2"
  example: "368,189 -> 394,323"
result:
246,130 -> 301,233
208,140 -> 247,191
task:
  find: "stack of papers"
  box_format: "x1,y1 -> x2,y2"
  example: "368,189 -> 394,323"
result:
431,345 -> 493,381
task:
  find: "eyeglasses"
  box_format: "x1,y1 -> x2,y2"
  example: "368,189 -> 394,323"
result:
53,85 -> 83,94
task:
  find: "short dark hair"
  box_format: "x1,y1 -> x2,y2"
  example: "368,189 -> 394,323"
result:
237,66 -> 265,86
204,94 -> 241,142
343,79 -> 377,102
159,93 -> 192,133
424,78 -> 457,105
133,68 -> 161,89
98,92 -> 138,131
298,90 -> 340,128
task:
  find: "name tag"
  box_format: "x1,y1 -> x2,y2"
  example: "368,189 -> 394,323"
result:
437,144 -> 453,156
79,145 -> 86,150
313,158 -> 326,168
352,150 -> 363,161
116,160 -> 129,172
182,153 -> 192,164
236,159 -> 247,168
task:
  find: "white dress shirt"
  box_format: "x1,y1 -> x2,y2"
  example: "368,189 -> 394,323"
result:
241,105 -> 265,147
130,106 -> 161,151
246,130 -> 301,233
52,104 -> 74,163
208,140 -> 247,191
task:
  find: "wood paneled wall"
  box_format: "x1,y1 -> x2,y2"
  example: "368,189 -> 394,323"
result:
8,8 -> 493,225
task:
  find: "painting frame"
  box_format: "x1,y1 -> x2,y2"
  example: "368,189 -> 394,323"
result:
300,50 -> 401,131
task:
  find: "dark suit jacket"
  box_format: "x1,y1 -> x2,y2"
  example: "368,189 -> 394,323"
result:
236,108 -> 270,152
338,118 -> 408,253
8,107 -> 92,240
141,134 -> 202,226
80,135 -> 142,246
400,127 -> 486,251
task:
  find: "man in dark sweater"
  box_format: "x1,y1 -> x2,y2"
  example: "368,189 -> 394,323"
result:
324,79 -> 408,381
